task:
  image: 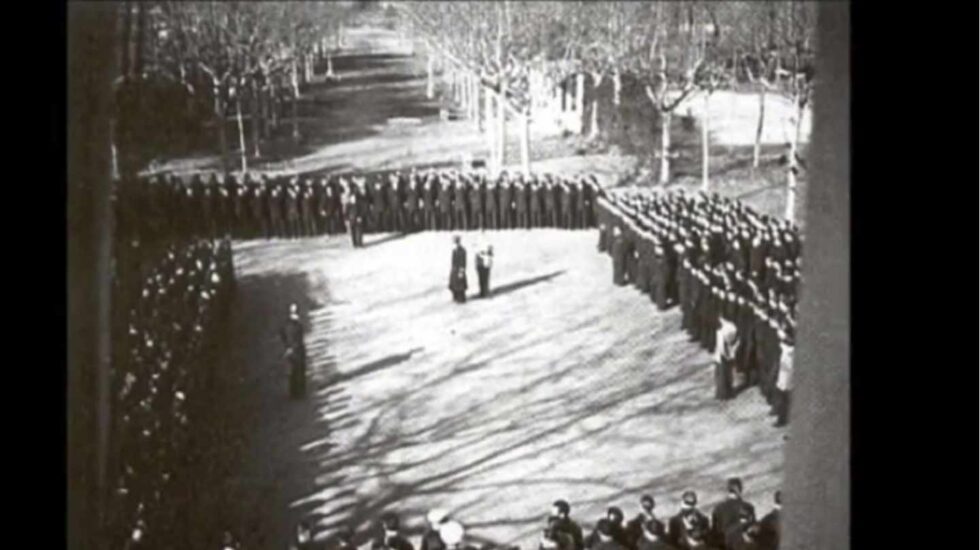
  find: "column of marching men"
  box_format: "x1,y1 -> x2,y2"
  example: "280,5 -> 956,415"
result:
108,234 -> 236,549
121,169 -> 603,246
595,189 -> 800,427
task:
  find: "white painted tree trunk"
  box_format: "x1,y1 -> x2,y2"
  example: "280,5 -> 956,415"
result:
291,60 -> 301,142
659,108 -> 671,184
497,83 -> 507,170
589,74 -> 602,140
613,69 -> 622,107
326,55 -> 335,78
520,109 -> 531,175
485,87 -> 496,168
785,96 -> 805,221
236,95 -> 247,173
575,73 -> 586,135
701,91 -> 710,191
214,84 -> 229,175
753,87 -> 766,169
251,85 -> 261,158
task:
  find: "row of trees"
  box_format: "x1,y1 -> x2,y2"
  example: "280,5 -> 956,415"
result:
113,2 -> 353,178
399,1 -> 815,219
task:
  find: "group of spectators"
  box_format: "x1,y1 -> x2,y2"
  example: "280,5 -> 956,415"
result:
596,189 -> 801,426
118,169 -> 603,247
108,237 -> 236,549
285,480 -> 781,550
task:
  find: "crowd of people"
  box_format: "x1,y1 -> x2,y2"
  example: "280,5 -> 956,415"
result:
119,169 -> 603,246
595,189 -> 801,426
285,480 -> 781,550
108,237 -> 236,549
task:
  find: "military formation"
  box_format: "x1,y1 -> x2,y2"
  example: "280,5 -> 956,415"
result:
117,169 -> 603,248
108,238 -> 236,550
597,189 -> 801,427
293,481 -> 780,550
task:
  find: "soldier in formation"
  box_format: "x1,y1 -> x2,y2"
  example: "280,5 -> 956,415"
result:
108,237 -> 235,549
123,170 -> 603,249
594,189 -> 800,423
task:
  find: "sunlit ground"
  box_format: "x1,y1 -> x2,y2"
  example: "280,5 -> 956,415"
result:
221,229 -> 784,548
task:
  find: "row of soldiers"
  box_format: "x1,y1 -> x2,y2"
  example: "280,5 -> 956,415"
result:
287,480 -> 780,550
109,238 -> 236,550
596,190 -> 800,426
117,169 -> 604,247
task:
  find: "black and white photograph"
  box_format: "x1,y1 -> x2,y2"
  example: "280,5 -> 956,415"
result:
67,2 -> 849,549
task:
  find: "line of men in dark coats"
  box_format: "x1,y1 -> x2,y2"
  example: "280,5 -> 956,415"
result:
292,481 -> 781,550
118,169 -> 603,248
108,238 -> 236,550
596,189 -> 800,427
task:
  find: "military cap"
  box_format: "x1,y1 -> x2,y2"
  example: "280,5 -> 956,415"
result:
681,491 -> 698,506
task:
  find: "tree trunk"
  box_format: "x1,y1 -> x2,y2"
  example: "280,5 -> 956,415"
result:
785,95 -> 805,221
426,55 -> 434,98
326,55 -> 335,78
612,69 -> 621,107
753,86 -> 766,169
236,94 -> 247,173
521,109 -> 531,176
589,73 -> 602,140
701,91 -> 710,191
486,89 -> 497,170
119,2 -> 132,79
575,73 -> 586,134
250,85 -> 261,158
291,60 -> 301,142
659,108 -> 671,184
268,87 -> 278,131
215,88 -> 229,175
133,1 -> 146,76
497,83 -> 506,171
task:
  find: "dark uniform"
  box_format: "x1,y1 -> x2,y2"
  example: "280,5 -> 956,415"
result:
387,175 -> 403,232
543,181 -> 558,227
404,178 -> 420,232
268,179 -> 285,238
346,190 -> 364,247
438,177 -> 453,230
469,177 -> 484,229
285,178 -> 303,238
422,179 -> 438,231
300,179 -> 317,236
280,311 -> 306,398
449,241 -> 467,302
611,228 -> 628,286
484,181 -> 499,229
531,181 -> 545,228
516,182 -> 530,229
498,177 -> 514,229
453,177 -> 468,230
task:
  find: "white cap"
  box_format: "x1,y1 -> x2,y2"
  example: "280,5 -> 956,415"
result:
439,521 -> 465,546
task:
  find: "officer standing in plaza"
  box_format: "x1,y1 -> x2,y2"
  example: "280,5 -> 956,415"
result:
484,178 -> 498,230
448,235 -> 468,303
279,303 -> 306,398
476,244 -> 493,298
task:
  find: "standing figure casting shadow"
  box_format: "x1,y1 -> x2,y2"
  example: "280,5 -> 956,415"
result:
449,235 -> 468,303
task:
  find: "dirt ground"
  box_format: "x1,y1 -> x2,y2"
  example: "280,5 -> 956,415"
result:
217,230 -> 784,549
